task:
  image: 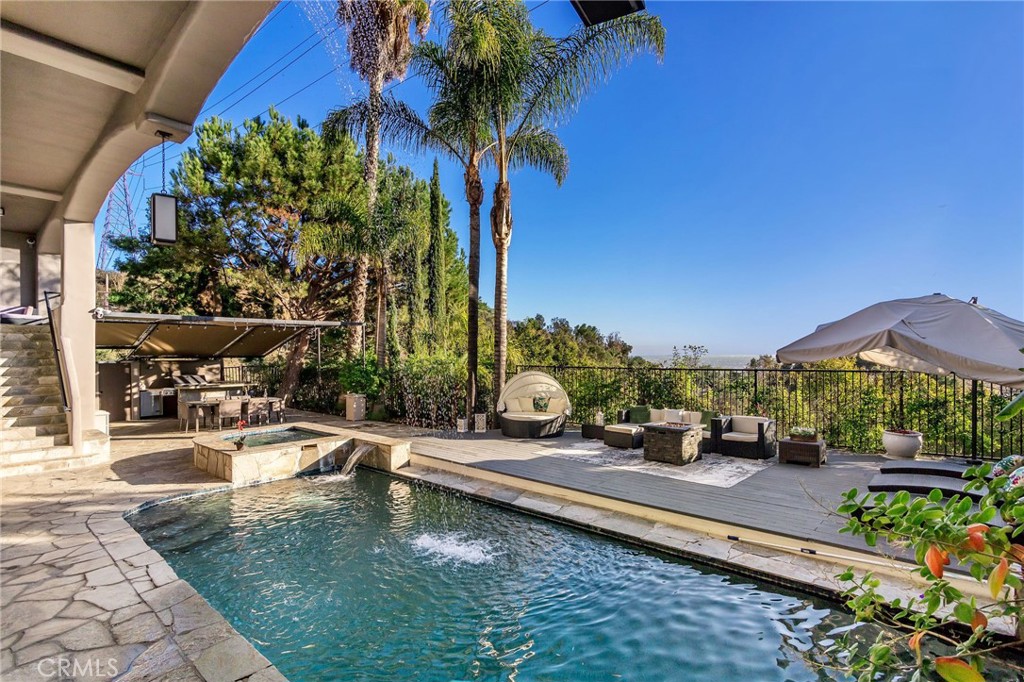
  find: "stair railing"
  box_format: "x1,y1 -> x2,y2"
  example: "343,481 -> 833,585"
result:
42,291 -> 70,413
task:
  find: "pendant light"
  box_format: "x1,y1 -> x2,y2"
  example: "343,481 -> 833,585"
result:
150,131 -> 178,245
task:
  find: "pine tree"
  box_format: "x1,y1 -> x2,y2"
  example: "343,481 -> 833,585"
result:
426,158 -> 447,351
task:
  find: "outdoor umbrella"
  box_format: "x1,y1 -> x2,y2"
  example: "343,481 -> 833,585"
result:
775,294 -> 1024,389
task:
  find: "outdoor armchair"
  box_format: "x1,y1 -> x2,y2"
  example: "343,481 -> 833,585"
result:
712,415 -> 777,459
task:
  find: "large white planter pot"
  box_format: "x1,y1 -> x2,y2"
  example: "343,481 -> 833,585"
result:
882,430 -> 923,459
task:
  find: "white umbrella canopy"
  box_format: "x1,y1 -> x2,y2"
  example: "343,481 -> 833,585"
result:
776,294 -> 1024,388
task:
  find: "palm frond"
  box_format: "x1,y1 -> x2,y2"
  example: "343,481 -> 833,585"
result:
298,196 -> 368,263
507,127 -> 568,185
519,12 -> 665,131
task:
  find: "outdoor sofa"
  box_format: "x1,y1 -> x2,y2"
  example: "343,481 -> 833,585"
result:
604,406 -> 715,450
712,415 -> 777,459
497,371 -> 572,439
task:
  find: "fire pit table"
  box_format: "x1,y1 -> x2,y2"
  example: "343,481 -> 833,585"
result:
642,422 -> 702,465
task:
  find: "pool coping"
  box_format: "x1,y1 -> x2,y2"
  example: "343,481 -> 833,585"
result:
2,416 -> 1013,682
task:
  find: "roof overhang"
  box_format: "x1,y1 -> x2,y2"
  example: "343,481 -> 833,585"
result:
0,1 -> 276,243
95,311 -> 353,360
570,0 -> 646,27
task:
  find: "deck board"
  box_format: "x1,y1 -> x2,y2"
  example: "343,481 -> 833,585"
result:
363,425 -> 888,556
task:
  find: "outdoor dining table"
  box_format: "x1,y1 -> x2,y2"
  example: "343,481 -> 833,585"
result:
184,396 -> 283,432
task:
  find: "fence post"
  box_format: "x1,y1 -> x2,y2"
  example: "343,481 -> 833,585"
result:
971,379 -> 979,458
753,370 -> 759,410
898,372 -> 905,429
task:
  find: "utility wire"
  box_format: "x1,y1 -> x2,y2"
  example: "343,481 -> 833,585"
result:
126,0 -> 557,198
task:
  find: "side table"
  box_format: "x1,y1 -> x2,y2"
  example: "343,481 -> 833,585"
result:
778,438 -> 826,467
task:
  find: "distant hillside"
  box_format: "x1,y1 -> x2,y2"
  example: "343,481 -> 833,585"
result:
641,354 -> 757,369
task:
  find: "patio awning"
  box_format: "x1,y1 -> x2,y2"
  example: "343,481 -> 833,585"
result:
776,294 -> 1024,388
95,311 -> 353,359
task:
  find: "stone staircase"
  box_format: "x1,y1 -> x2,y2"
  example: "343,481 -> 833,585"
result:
1,324 -> 109,477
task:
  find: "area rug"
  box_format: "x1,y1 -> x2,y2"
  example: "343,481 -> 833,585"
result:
537,440 -> 774,488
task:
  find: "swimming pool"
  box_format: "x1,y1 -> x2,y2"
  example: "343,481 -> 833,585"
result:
130,470 -> 870,681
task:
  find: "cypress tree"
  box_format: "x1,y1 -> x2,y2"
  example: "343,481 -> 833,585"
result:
426,158 -> 447,351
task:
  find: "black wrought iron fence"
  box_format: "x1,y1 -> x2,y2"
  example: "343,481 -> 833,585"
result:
515,365 -> 1024,459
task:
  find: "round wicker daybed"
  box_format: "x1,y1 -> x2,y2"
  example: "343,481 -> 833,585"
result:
497,371 -> 572,439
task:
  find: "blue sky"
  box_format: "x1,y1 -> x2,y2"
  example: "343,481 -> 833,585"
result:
104,0 -> 1023,357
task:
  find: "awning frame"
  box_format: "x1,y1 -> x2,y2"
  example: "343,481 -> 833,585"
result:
94,310 -> 358,360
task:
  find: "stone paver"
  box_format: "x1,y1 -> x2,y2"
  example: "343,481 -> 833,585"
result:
1,420 -> 286,681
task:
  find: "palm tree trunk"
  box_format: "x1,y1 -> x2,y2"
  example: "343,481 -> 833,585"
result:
490,178 -> 512,410
347,255 -> 369,358
465,164 -> 484,416
351,67 -> 385,361
375,259 -> 388,363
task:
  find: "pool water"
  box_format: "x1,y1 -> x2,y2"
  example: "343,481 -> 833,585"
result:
228,427 -> 326,448
130,471 -> 870,681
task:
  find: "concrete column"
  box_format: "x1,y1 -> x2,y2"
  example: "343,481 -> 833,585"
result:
36,252 -> 61,312
61,221 -> 97,443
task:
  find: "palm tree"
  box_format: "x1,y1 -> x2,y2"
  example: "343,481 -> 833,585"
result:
478,0 -> 665,405
334,0 -> 430,363
326,0 -> 498,417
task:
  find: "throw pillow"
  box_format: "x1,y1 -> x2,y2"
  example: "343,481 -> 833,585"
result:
533,396 -> 550,412
505,397 -> 522,412
650,408 -> 666,423
627,405 -> 651,424
548,397 -> 568,414
663,409 -> 683,423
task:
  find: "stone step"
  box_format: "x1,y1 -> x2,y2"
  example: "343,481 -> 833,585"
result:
2,423 -> 69,439
1,403 -> 65,418
0,432 -> 71,453
1,413 -> 68,429
0,326 -> 51,338
0,393 -> 62,408
0,384 -> 61,398
0,450 -> 109,479
0,363 -> 58,376
0,374 -> 59,387
0,444 -> 75,466
0,335 -> 53,349
0,356 -> 57,366
0,345 -> 56,356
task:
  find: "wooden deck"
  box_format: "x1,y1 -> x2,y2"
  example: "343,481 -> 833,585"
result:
359,423 -> 887,557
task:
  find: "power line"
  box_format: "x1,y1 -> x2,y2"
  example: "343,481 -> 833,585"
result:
125,0 -> 558,210
200,29 -> 324,115
215,29 -> 337,117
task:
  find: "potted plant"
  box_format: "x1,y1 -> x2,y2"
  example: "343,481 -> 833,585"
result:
233,419 -> 248,450
789,426 -> 818,442
882,427 -> 923,459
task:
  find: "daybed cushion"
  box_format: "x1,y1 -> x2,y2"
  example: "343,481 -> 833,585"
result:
650,408 -> 665,423
722,431 -> 759,443
548,397 -> 568,414
502,411 -> 558,422
605,423 -> 643,435
732,416 -> 770,434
